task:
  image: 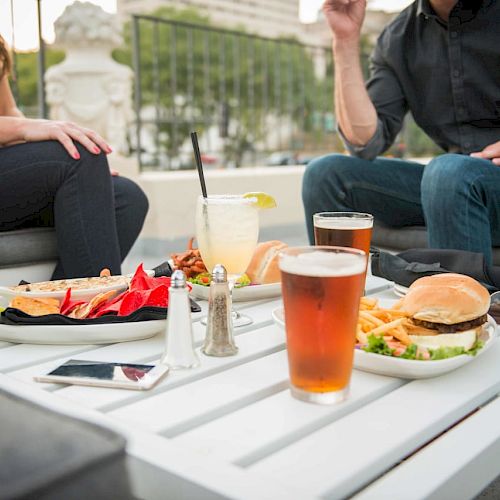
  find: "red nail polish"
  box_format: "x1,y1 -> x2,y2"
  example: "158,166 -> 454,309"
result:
74,152 -> 80,160
94,146 -> 101,154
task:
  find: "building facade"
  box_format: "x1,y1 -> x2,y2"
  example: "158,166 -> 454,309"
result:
117,0 -> 307,42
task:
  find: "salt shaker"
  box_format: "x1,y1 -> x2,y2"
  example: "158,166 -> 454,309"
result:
202,264 -> 238,356
161,270 -> 199,369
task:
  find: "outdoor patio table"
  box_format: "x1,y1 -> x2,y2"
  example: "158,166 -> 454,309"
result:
1,274 -> 499,500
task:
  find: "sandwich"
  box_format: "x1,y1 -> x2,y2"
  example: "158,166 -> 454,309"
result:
245,240 -> 288,285
400,273 -> 490,351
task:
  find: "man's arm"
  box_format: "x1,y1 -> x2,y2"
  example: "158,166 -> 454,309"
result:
324,0 -> 407,159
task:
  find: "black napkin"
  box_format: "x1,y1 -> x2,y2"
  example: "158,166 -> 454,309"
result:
0,306 -> 168,326
0,298 -> 201,326
371,248 -> 500,293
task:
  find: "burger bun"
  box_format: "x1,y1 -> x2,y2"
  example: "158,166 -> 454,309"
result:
401,273 -> 490,324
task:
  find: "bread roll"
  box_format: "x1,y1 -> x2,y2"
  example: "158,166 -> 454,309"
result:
246,240 -> 288,284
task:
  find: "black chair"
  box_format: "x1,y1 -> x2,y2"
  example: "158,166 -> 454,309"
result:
372,222 -> 500,266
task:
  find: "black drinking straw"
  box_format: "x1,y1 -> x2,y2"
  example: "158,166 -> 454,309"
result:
191,131 -> 207,198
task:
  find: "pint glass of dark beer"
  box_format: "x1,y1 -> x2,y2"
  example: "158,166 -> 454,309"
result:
279,246 -> 366,404
313,212 -> 373,256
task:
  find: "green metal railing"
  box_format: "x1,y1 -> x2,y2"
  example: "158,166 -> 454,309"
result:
131,15 -> 357,170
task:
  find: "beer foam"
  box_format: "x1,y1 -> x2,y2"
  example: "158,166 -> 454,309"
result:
279,251 -> 366,277
314,218 -> 372,230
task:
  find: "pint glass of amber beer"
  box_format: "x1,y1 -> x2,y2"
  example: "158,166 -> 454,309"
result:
279,246 -> 366,404
313,212 -> 373,256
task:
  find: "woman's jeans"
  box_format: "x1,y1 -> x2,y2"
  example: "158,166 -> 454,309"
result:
302,153 -> 500,264
0,140 -> 149,279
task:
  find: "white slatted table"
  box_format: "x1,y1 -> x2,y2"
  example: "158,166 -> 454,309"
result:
1,275 -> 499,500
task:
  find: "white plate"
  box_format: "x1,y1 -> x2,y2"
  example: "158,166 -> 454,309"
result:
0,319 -> 166,345
393,283 -> 410,298
272,308 -> 498,379
190,282 -> 282,302
0,281 -> 130,305
0,270 -> 157,305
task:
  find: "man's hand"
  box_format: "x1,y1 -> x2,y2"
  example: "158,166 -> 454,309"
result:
323,0 -> 367,42
470,141 -> 500,166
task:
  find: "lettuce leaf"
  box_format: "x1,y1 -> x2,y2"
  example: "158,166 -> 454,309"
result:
188,272 -> 251,288
188,272 -> 211,286
464,340 -> 484,356
362,334 -> 394,356
428,346 -> 465,360
399,344 -> 419,360
362,334 -> 484,361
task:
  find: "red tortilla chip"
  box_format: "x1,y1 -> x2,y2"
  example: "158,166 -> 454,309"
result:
129,264 -> 171,292
87,264 -> 172,318
60,289 -> 86,316
118,285 -> 169,316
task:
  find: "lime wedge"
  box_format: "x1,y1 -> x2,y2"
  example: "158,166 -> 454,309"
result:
243,192 -> 277,209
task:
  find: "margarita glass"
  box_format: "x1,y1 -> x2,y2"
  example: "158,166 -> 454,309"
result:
195,194 -> 259,326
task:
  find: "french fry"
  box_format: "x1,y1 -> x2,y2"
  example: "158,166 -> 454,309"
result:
356,326 -> 368,344
359,311 -> 385,327
360,297 -> 378,310
392,324 -> 412,346
366,317 -> 406,337
369,309 -> 409,318
356,300 -> 415,349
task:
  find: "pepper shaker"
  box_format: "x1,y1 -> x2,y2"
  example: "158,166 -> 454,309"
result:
161,270 -> 199,369
202,264 -> 238,356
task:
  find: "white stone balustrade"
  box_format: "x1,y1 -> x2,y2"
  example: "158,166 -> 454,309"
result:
45,1 -> 133,155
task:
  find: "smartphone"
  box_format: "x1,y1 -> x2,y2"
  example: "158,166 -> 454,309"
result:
34,359 -> 169,390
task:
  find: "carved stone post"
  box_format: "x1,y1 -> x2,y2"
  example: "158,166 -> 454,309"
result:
45,1 -> 133,155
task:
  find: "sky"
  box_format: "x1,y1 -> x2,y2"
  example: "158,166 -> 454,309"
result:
0,0 -> 413,51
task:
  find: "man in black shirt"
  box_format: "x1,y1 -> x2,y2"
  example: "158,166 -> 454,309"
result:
302,0 -> 500,264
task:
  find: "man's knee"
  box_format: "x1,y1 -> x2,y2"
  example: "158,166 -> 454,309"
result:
422,153 -> 488,199
302,153 -> 358,201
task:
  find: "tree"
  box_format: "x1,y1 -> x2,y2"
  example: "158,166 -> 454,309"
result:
113,7 -> 318,167
10,49 -> 65,114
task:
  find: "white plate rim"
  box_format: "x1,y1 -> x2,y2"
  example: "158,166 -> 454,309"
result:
191,281 -> 281,302
393,283 -> 410,298
0,282 -> 129,302
0,319 -> 166,345
0,270 -> 157,301
271,307 -> 498,378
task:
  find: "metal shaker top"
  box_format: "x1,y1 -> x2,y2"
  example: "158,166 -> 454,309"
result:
171,269 -> 186,288
211,264 -> 227,283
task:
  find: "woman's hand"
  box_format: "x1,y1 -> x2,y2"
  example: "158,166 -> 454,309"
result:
21,119 -> 112,159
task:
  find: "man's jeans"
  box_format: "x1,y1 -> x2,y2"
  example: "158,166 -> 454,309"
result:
302,153 -> 500,264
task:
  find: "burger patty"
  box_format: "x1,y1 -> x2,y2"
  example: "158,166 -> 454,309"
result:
413,314 -> 488,333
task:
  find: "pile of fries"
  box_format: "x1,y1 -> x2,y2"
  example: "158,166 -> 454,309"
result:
357,297 -> 413,355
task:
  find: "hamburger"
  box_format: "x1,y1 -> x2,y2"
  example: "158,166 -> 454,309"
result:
400,273 -> 490,351
246,240 -> 288,284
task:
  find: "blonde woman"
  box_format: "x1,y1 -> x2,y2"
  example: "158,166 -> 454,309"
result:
0,36 -> 148,279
